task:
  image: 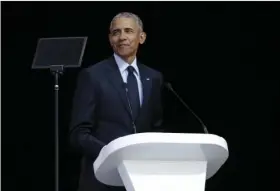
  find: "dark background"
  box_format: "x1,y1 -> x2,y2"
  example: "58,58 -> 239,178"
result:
2,1 -> 280,191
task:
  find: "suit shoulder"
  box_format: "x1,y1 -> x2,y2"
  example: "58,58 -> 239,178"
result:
73,58 -> 111,86
140,64 -> 163,79
83,57 -> 111,73
78,57 -> 112,79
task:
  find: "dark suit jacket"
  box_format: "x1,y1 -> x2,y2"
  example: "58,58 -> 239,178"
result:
69,56 -> 163,191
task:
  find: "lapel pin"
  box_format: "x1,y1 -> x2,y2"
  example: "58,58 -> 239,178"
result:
146,78 -> 150,81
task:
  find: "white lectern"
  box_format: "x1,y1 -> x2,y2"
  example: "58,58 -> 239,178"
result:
93,133 -> 228,191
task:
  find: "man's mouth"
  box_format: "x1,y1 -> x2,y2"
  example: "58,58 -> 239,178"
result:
118,44 -> 129,47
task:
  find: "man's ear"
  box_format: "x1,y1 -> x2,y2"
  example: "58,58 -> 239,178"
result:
139,32 -> 146,44
108,34 -> 113,47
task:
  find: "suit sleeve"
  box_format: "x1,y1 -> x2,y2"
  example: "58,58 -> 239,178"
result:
152,72 -> 164,131
69,69 -> 105,159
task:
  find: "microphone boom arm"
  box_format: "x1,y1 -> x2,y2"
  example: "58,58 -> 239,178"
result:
165,82 -> 209,134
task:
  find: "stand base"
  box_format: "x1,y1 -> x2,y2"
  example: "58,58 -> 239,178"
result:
118,160 -> 207,191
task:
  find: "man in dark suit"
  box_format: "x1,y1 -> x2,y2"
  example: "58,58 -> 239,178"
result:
69,12 -> 164,191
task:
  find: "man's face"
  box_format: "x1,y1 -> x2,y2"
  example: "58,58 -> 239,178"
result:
109,17 -> 146,59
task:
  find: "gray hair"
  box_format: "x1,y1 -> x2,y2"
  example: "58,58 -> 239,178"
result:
109,12 -> 144,32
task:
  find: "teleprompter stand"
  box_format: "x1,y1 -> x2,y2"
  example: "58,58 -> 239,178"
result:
31,37 -> 88,191
50,65 -> 64,191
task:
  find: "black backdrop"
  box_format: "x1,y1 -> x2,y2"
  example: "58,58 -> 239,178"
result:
2,1 -> 280,191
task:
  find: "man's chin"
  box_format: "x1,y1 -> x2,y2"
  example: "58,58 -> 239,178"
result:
116,51 -> 132,58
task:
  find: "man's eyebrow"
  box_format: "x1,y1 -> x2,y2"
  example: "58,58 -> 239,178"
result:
124,27 -> 134,31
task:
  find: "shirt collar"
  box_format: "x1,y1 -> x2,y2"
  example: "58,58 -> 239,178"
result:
113,53 -> 139,76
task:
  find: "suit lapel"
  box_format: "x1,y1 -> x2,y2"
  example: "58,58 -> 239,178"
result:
107,57 -> 131,115
138,63 -> 152,112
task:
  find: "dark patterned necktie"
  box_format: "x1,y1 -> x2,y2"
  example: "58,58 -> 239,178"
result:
126,66 -> 140,120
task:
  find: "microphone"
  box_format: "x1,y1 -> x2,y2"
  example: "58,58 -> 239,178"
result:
123,83 -> 137,133
164,82 -> 209,134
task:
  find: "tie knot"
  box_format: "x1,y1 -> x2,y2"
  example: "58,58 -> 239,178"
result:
127,66 -> 135,74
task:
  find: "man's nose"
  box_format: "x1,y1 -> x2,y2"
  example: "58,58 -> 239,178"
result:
119,32 -> 127,40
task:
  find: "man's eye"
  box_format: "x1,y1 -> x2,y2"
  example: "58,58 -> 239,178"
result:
125,29 -> 134,33
112,30 -> 120,35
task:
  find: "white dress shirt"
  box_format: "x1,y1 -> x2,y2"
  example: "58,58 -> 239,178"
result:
114,53 -> 143,106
